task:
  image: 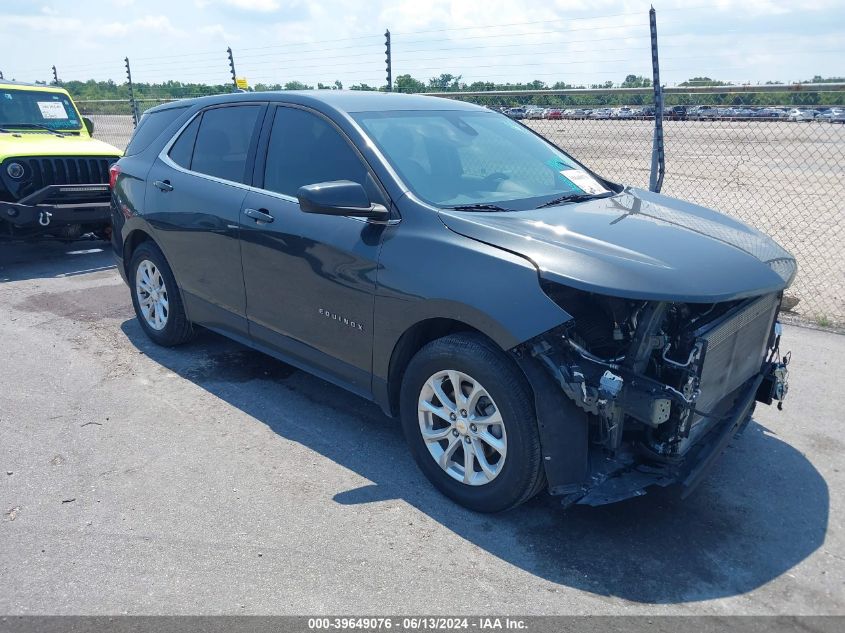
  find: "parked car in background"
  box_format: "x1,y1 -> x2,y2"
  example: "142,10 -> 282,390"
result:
563,108 -> 589,119
506,107 -> 526,120
688,105 -> 719,119
545,108 -> 563,120
756,107 -> 789,120
589,108 -> 612,119
787,108 -> 817,121
818,107 -> 845,122
732,107 -> 756,120
0,80 -> 122,240
664,105 -> 688,120
111,91 -> 794,513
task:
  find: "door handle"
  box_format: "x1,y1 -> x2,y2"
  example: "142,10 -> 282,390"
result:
154,179 -> 173,192
244,207 -> 274,224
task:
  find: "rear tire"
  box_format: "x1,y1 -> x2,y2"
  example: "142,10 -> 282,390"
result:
128,241 -> 193,346
399,333 -> 544,513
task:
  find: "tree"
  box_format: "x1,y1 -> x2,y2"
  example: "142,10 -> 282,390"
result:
284,80 -> 312,90
394,74 -> 425,93
621,74 -> 651,88
679,76 -> 727,87
50,74 -> 844,108
427,73 -> 463,91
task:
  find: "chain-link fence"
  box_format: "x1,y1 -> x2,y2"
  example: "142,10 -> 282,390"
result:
73,86 -> 844,327
660,115 -> 844,328
75,98 -> 178,150
437,88 -> 845,327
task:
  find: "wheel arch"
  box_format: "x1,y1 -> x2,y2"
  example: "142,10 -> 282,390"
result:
383,317 -> 494,417
122,228 -> 155,277
381,316 -> 592,497
122,227 -> 190,321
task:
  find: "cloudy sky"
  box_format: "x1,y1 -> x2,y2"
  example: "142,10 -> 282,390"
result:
2,0 -> 843,88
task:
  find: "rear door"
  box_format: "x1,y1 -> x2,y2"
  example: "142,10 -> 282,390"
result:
144,103 -> 266,336
239,104 -> 389,395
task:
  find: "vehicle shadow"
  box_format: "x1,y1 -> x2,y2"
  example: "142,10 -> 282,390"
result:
121,320 -> 829,604
0,238 -> 115,283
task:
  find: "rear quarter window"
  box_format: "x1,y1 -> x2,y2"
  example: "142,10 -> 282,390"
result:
125,106 -> 189,156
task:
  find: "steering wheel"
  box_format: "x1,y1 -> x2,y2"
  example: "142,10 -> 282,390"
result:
480,172 -> 508,188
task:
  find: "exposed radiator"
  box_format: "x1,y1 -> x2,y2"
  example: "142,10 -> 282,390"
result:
695,293 -> 780,415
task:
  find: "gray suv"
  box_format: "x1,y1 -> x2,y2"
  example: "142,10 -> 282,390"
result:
110,91 -> 793,512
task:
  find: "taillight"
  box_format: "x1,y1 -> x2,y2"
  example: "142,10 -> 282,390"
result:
109,163 -> 121,189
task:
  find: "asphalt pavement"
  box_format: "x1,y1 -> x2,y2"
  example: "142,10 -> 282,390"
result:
1,239 -> 843,615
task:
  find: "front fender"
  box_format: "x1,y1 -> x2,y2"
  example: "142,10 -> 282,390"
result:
372,212 -> 572,383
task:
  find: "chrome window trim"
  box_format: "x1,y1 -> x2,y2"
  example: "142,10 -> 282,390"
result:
157,102 -> 400,226
157,105 -> 298,203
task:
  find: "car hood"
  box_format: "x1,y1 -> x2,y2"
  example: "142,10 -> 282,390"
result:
438,187 -> 796,303
0,133 -> 122,159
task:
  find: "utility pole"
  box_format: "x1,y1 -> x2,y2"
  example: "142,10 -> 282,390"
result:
648,6 -> 665,193
125,57 -> 139,127
385,29 -> 392,92
51,65 -> 59,85
227,47 -> 238,91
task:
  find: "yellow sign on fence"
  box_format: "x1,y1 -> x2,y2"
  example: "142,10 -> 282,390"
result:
235,77 -> 249,90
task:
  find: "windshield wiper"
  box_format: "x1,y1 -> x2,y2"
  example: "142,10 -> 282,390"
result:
536,191 -> 613,209
445,203 -> 515,212
1,123 -> 65,137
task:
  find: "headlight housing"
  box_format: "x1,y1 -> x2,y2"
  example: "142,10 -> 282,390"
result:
6,162 -> 25,180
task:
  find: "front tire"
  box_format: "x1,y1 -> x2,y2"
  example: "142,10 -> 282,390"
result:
399,333 -> 544,513
129,241 -> 193,346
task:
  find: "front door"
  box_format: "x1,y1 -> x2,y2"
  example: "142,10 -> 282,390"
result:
239,105 -> 387,395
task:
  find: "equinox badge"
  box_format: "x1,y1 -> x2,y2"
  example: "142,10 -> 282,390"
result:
318,308 -> 364,331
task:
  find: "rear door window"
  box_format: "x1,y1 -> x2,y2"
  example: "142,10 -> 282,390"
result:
190,105 -> 262,184
125,106 -> 188,156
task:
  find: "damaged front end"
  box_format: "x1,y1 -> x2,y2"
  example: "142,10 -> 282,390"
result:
516,284 -> 791,507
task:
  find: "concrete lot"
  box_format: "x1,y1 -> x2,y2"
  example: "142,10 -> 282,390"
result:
87,113 -> 845,325
1,239 -> 843,615
528,118 -> 845,326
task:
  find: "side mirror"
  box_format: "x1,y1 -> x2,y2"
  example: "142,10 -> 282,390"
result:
83,117 -> 95,135
297,181 -> 388,219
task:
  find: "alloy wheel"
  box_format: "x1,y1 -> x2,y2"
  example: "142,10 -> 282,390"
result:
417,370 -> 507,486
135,259 -> 169,331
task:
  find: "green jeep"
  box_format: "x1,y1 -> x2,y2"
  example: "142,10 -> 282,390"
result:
0,81 -> 123,240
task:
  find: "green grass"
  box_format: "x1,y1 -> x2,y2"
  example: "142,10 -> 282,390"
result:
815,314 -> 832,328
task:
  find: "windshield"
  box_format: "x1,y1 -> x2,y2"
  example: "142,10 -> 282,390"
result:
352,110 -> 610,210
0,89 -> 82,131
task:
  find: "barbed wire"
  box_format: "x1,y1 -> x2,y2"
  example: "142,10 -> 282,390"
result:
4,6 -> 842,92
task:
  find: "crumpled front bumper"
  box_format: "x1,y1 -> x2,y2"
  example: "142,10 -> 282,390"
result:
1,183 -> 111,229
572,357 -> 789,507
516,289 -> 791,508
